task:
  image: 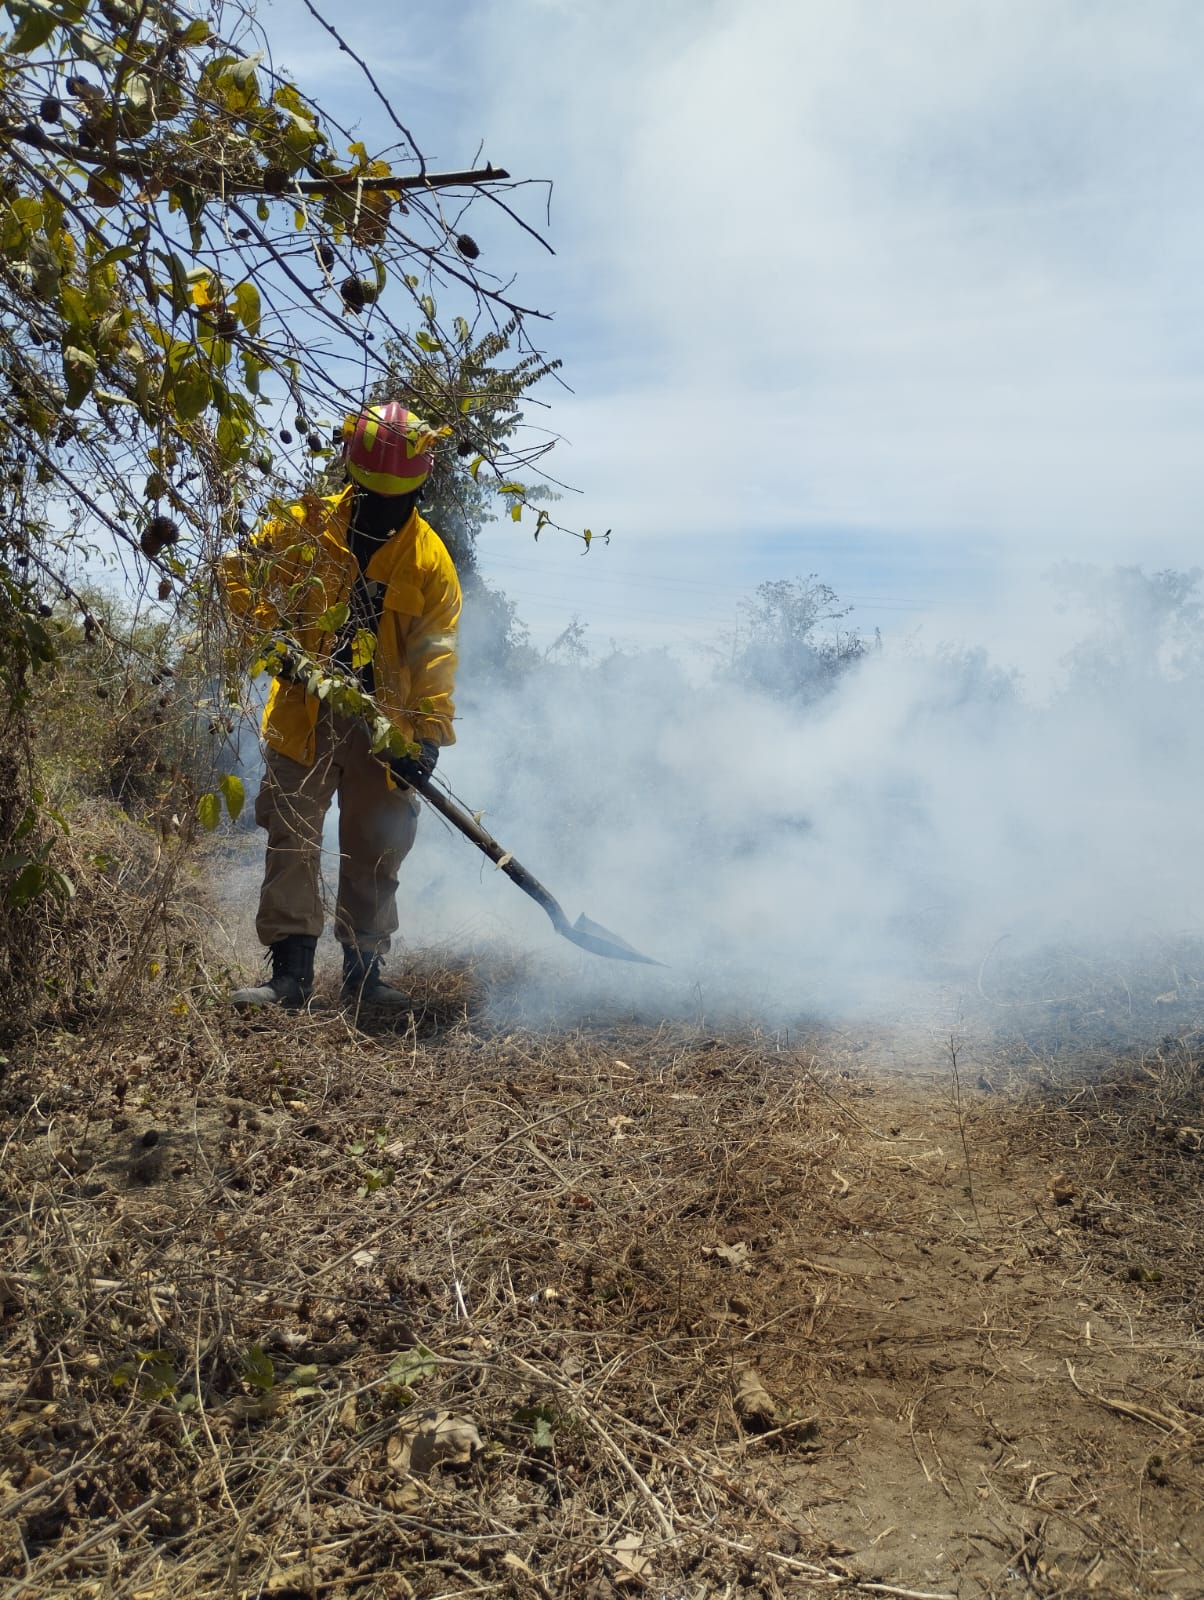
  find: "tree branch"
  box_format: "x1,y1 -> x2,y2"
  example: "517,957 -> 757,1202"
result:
5,128 -> 508,195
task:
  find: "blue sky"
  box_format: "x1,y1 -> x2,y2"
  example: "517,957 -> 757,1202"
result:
264,0 -> 1204,656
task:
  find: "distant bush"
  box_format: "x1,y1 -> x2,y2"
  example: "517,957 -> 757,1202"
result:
721,576 -> 873,704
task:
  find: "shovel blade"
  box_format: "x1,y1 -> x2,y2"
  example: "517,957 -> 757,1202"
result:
566,913 -> 664,966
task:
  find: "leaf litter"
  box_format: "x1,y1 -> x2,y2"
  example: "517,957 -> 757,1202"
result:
0,947 -> 1201,1599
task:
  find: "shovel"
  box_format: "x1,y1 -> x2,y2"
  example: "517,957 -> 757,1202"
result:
269,651 -> 659,965
409,771 -> 662,966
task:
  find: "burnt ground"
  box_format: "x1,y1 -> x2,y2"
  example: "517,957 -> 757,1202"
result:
0,952 -> 1201,1600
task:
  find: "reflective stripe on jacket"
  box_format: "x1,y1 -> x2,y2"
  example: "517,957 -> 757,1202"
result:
221,486 -> 461,767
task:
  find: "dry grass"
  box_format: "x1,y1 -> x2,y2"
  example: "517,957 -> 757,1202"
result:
0,800 -> 218,1042
0,953 -> 1202,1600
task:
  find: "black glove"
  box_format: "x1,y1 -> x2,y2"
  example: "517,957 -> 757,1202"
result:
271,636 -> 303,679
391,740 -> 439,787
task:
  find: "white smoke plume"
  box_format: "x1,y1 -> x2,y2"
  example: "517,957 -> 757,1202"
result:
383,564 -> 1204,1026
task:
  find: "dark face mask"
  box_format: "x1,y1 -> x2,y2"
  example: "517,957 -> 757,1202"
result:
349,484 -> 421,543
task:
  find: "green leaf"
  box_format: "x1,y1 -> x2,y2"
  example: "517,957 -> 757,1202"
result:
242,1343 -> 275,1391
416,697 -> 435,715
180,18 -> 211,43
62,346 -> 97,409
350,629 -> 376,669
173,365 -> 211,421
155,251 -> 192,320
219,773 -> 245,823
197,792 -> 221,831
359,1164 -> 395,1194
6,861 -> 45,909
387,1346 -> 439,1387
233,281 -> 261,336
513,1404 -> 560,1450
415,330 -> 441,353
315,600 -> 349,633
112,1349 -> 177,1400
9,4 -> 60,54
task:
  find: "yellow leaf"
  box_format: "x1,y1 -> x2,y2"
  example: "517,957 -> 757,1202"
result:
510,503 -> 522,522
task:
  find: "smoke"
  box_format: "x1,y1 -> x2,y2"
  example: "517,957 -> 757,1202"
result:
387,563 -> 1204,1026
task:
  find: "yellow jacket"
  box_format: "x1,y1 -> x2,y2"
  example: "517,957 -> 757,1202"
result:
221,486 -> 461,767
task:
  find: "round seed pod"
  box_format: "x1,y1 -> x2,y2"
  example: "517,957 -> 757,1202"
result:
139,515 -> 180,558
339,276 -> 376,312
455,233 -> 480,261
39,96 -> 61,123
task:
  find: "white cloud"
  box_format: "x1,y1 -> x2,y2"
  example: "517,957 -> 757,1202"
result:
459,0 -> 1204,565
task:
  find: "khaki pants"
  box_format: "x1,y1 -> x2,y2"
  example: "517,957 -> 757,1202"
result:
253,708 -> 420,953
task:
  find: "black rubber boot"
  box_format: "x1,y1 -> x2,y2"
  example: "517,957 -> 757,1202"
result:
340,944 -> 413,1014
231,935 -> 316,1010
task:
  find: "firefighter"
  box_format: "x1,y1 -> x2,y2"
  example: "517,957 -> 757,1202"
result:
222,401 -> 462,1011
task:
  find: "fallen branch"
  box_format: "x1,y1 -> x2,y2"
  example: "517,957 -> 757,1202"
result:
713,1535 -> 957,1599
1065,1360 -> 1190,1436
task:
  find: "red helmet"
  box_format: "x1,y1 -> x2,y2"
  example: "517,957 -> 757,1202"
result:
343,401 -> 436,495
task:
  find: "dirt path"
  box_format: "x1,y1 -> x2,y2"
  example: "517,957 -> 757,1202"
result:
1,985 -> 1200,1599
758,1059 -> 1201,1597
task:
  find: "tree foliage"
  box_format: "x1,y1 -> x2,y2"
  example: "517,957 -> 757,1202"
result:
374,315 -> 563,578
0,0 -> 561,913
725,576 -> 871,704
0,0 -> 552,579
